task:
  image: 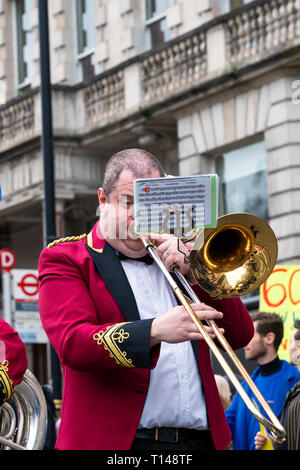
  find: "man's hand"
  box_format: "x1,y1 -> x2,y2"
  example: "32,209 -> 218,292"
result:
147,233 -> 194,281
150,303 -> 224,347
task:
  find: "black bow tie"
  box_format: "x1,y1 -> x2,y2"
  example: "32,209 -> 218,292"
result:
117,251 -> 154,265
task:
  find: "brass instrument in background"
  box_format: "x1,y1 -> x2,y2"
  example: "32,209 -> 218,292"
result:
141,212 -> 286,444
0,369 -> 47,450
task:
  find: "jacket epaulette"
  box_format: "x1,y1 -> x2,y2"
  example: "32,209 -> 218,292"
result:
47,234 -> 87,249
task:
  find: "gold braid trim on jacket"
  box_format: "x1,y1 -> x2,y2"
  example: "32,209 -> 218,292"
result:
0,360 -> 14,404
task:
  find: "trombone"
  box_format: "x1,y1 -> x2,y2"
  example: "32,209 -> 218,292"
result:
140,212 -> 286,444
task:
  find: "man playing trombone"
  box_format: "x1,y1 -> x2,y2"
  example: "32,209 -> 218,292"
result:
38,148 -> 254,450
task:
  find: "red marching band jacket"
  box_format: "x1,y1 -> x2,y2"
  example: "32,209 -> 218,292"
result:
38,222 -> 254,450
0,316 -> 28,407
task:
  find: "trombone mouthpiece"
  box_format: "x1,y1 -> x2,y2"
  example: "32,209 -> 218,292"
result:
139,234 -> 153,249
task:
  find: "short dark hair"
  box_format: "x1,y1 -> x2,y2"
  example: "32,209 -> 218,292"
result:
251,312 -> 284,351
102,148 -> 165,198
294,319 -> 300,330
295,329 -> 300,342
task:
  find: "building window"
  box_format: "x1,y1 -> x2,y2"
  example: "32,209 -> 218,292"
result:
230,0 -> 254,9
217,141 -> 268,221
219,0 -> 254,14
144,0 -> 171,50
16,0 -> 34,86
76,0 -> 98,80
216,141 -> 268,306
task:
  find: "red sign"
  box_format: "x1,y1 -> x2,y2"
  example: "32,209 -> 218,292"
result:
0,249 -> 16,272
17,273 -> 39,297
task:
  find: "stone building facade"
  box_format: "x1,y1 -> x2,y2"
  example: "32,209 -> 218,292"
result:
0,0 -> 300,380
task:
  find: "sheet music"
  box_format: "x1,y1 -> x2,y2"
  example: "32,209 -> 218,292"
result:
134,174 -> 218,236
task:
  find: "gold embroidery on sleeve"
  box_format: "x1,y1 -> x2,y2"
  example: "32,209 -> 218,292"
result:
93,323 -> 134,368
0,360 -> 14,403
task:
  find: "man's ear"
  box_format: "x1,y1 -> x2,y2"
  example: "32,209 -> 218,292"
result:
98,188 -> 106,206
265,331 -> 275,346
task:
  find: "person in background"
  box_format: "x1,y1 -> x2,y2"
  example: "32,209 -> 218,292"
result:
214,375 -> 232,411
215,374 -> 233,451
41,384 -> 58,450
225,312 -> 300,450
0,316 -> 28,407
289,321 -> 300,372
255,326 -> 300,450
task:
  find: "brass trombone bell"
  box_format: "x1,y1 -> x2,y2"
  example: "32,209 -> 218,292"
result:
202,223 -> 255,272
189,213 -> 278,299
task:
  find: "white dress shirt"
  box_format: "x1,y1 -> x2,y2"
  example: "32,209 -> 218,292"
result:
120,258 -> 208,430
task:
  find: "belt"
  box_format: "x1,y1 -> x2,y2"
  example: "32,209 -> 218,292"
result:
135,427 -> 208,443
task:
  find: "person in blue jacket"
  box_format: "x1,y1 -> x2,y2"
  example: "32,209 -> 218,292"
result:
225,312 -> 300,450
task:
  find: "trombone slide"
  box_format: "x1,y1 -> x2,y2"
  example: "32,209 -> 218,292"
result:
143,239 -> 286,444
174,269 -> 286,443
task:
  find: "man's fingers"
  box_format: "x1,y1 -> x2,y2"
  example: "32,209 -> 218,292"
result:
179,304 -> 224,338
188,326 -> 225,341
148,233 -> 175,244
190,303 -> 223,320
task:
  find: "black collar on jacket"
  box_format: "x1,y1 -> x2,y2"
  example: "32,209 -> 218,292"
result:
85,242 -> 141,322
86,241 -> 199,364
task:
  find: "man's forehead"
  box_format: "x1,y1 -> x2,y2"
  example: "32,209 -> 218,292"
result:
112,179 -> 135,195
114,169 -> 161,191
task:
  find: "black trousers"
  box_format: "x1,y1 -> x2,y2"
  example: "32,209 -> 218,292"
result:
131,430 -> 215,451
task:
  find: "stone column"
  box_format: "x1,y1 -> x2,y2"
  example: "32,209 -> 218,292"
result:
30,0 -> 42,89
265,76 -> 300,264
48,0 -> 79,84
55,199 -> 66,238
0,0 -> 14,102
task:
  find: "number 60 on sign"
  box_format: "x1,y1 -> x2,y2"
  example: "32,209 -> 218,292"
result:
260,266 -> 300,310
260,266 -> 300,360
